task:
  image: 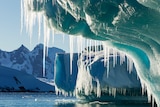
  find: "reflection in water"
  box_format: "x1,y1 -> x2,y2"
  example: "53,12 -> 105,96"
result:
54,99 -> 150,107
54,102 -> 150,107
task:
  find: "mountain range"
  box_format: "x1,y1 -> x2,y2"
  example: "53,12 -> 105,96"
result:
0,65 -> 55,92
0,44 -> 65,79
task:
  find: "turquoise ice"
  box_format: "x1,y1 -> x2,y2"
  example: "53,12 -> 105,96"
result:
21,0 -> 160,106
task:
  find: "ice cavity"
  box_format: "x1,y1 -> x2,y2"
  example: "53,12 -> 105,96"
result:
21,0 -> 139,97
21,0 -> 159,106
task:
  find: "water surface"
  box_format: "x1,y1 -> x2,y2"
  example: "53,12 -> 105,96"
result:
0,92 -> 150,107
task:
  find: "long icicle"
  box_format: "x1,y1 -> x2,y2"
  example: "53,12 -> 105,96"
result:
69,35 -> 74,75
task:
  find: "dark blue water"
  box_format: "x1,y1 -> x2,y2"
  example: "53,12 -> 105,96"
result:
0,92 -> 150,107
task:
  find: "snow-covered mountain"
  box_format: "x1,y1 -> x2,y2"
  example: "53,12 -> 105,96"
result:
0,44 -> 65,79
0,65 -> 54,92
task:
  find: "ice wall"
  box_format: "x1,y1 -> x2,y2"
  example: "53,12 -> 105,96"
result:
54,53 -> 78,94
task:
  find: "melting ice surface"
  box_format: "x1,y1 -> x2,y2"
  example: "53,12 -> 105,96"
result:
21,0 -> 160,106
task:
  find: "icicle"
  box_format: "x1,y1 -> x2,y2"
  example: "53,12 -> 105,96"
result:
42,48 -> 46,77
112,88 -> 117,97
99,42 -> 102,51
37,13 -> 43,42
95,41 -> 97,52
77,36 -> 82,60
126,55 -> 133,73
20,0 -> 23,33
43,28 -> 46,77
129,57 -> 133,73
119,51 -> 125,65
102,43 -> 109,77
103,44 -> 107,66
86,39 -> 89,61
115,49 -> 118,65
126,55 -> 129,72
152,96 -> 155,107
112,49 -> 116,67
147,88 -> 152,103
95,78 -> 101,97
108,87 -> 111,96
123,88 -> 126,95
77,36 -> 80,57
89,40 -> 92,65
55,85 -> 59,95
93,41 -> 96,56
69,35 -> 74,75
79,36 -> 85,65
107,47 -> 110,77
42,16 -> 50,77
141,80 -> 147,96
80,36 -> 84,54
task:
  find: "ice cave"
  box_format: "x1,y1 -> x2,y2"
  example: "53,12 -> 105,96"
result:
21,0 -> 160,106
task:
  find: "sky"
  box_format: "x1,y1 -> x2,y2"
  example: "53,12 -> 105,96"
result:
0,0 -> 70,52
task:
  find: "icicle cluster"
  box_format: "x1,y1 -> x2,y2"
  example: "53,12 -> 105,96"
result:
21,0 -> 56,77
74,43 -> 135,98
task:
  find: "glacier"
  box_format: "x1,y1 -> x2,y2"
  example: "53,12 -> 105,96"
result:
21,0 -> 160,106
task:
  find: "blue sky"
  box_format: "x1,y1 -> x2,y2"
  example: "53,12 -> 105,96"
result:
0,0 -> 69,52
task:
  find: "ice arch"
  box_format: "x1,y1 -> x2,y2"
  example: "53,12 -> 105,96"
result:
21,0 -> 160,106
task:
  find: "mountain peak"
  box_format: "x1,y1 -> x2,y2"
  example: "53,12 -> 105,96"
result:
17,44 -> 30,53
34,43 -> 43,50
20,44 -> 25,48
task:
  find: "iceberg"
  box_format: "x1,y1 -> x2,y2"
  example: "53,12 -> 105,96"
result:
21,0 -> 160,106
54,48 -> 148,103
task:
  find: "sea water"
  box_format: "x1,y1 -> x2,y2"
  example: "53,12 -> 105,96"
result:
0,92 -> 150,107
